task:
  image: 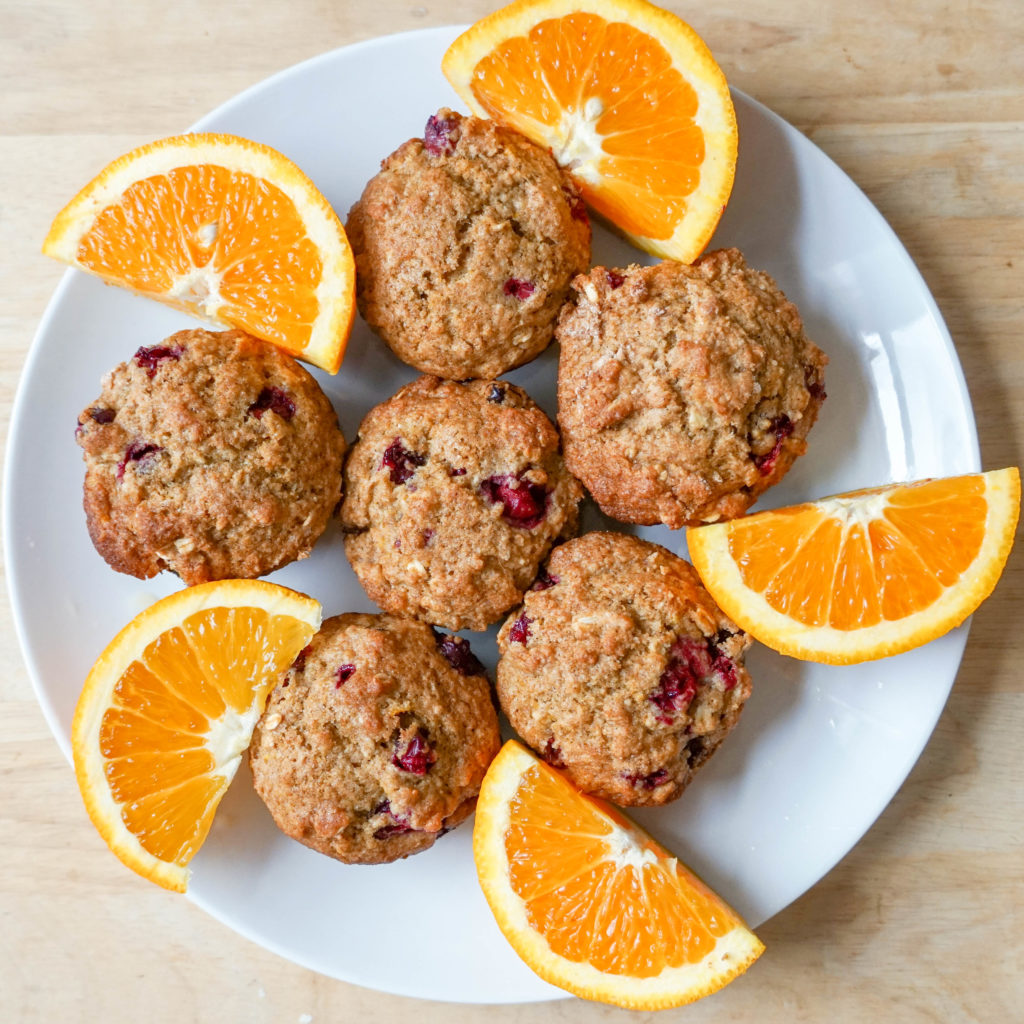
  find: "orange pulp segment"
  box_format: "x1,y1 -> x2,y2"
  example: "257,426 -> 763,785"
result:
43,133 -> 355,373
687,468 -> 1020,664
72,580 -> 321,891
474,740 -> 764,1009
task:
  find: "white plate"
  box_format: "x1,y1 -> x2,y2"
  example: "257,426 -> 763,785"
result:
6,25 -> 980,1004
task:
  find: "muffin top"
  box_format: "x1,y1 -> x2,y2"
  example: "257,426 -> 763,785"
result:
250,613 -> 501,865
346,108 -> 591,379
496,532 -> 752,807
75,327 -> 345,584
556,249 -> 827,528
341,376 -> 583,631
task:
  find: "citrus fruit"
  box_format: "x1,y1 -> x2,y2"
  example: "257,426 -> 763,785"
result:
442,0 -> 738,263
72,579 -> 321,892
43,133 -> 355,373
686,468 -> 1020,665
473,739 -> 764,1009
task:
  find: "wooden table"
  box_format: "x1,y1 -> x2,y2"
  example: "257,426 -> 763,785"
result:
2,1 -> 1021,1020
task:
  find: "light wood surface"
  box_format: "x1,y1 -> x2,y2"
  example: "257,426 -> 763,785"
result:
2,1 -> 1021,1021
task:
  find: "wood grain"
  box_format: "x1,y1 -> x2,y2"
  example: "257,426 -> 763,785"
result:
2,1 -> 1021,1021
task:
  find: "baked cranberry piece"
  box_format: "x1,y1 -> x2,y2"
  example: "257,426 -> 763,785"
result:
686,736 -> 706,762
509,613 -> 532,645
529,567 -> 560,591
503,278 -> 535,300
88,407 -> 115,424
650,632 -> 740,722
710,651 -> 737,690
623,768 -> 670,790
805,364 -> 827,403
480,472 -> 548,529
649,638 -> 712,725
564,185 -> 588,223
133,344 -> 182,378
335,664 -> 356,688
372,799 -> 414,839
606,270 -> 625,289
381,438 -> 426,485
753,415 -> 794,475
433,629 -> 485,676
392,731 -> 436,776
248,387 -> 296,421
373,822 -> 413,840
542,738 -> 565,768
424,113 -> 458,156
116,441 -> 163,481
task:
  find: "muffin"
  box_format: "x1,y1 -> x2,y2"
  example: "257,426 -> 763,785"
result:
496,532 -> 752,807
75,327 -> 345,584
250,613 -> 501,864
347,108 -> 591,379
341,376 -> 583,631
556,249 -> 828,528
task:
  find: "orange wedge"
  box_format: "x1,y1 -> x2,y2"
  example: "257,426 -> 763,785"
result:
687,469 -> 1020,665
43,133 -> 355,373
474,740 -> 764,1009
72,580 -> 321,891
443,0 -> 737,262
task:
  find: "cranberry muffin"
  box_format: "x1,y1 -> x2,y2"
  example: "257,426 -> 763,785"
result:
250,613 -> 500,864
496,532 -> 753,807
347,108 -> 591,379
556,250 -> 827,528
75,327 -> 345,584
340,376 -> 583,632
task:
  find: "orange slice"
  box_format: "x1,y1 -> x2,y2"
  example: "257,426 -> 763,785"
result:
443,0 -> 738,262
474,740 -> 764,1009
43,133 -> 355,373
687,469 -> 1020,665
72,580 -> 321,891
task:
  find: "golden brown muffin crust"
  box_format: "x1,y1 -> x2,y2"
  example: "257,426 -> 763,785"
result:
347,108 -> 591,379
250,613 -> 500,865
341,376 -> 583,631
76,328 -> 345,584
496,532 -> 752,807
556,250 -> 827,528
